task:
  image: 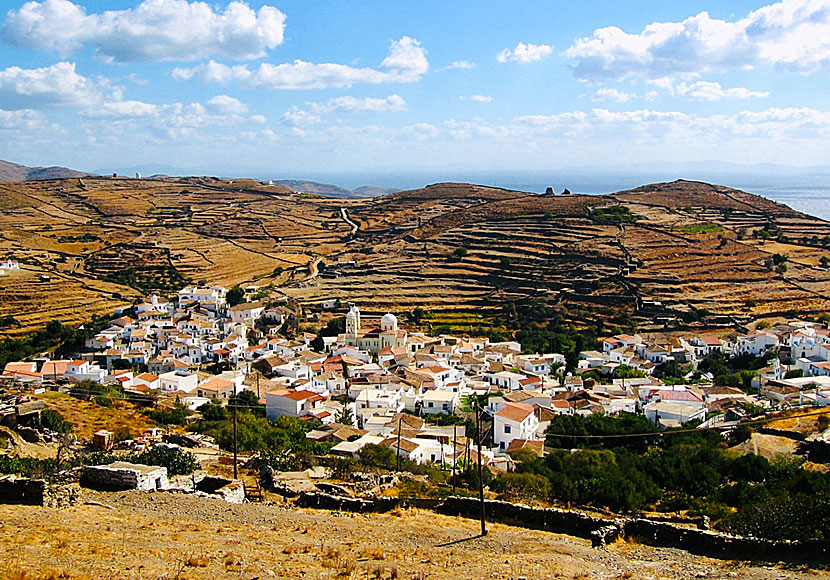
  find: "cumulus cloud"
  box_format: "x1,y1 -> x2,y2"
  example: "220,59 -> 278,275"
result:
0,109 -> 46,131
0,62 -> 110,109
173,36 -> 428,89
308,94 -> 406,114
566,0 -> 830,82
79,95 -> 261,140
497,42 -> 553,63
280,108 -> 323,127
280,94 -> 406,127
206,95 -> 248,114
592,87 -> 634,102
2,0 -> 286,62
674,81 -> 769,100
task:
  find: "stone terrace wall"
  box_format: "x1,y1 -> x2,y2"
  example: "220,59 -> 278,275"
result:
625,519 -> 830,563
296,493 -> 830,563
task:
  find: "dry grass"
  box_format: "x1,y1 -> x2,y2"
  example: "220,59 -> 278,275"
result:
2,177 -> 830,338
35,392 -> 154,441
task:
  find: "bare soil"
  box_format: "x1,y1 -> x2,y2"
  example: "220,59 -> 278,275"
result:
2,490 -> 828,580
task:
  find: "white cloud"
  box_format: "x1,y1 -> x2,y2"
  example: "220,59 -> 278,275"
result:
281,94 -> 406,127
0,109 -> 46,131
280,108 -> 323,127
674,81 -> 769,100
566,0 -> 830,82
446,60 -> 475,69
0,62 -> 109,109
78,94 -> 260,140
463,94 -> 493,102
308,94 -> 407,114
592,87 -> 634,102
497,42 -> 553,63
206,95 -> 248,115
2,0 -> 286,62
173,36 -> 428,89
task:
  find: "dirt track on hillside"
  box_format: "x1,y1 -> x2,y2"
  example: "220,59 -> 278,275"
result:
1,490 -> 828,580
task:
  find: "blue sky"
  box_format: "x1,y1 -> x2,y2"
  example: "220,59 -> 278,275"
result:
0,0 -> 829,178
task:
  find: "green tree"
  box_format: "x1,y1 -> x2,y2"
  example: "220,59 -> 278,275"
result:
491,472 -> 551,502
226,286 -> 245,307
131,446 -> 198,476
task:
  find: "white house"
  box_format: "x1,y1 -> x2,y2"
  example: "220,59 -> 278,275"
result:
735,332 -> 779,356
65,359 -> 107,383
132,372 -> 160,391
159,370 -> 198,393
380,436 -> 446,465
644,401 -> 706,428
355,388 -> 403,414
228,301 -> 266,327
485,371 -> 527,392
265,389 -> 326,420
177,286 -> 227,308
422,390 -> 460,415
493,402 -> 540,451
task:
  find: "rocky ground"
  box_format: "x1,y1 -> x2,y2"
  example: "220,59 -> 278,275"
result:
1,490 -> 828,580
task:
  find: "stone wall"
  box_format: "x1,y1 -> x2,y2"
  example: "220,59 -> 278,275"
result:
0,477 -> 79,508
624,518 -> 830,563
294,493 -> 830,563
296,492 -> 400,513
82,462 -> 168,491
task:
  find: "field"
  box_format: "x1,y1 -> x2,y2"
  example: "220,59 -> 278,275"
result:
1,177 -> 830,336
1,490 -> 823,580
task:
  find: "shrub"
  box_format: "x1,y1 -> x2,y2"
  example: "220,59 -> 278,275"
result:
491,472 -> 551,502
131,446 -> 198,476
41,409 -> 72,434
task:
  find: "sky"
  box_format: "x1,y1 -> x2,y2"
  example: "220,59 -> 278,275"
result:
1,0 -> 830,179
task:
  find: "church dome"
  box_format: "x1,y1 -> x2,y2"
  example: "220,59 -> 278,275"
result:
381,312 -> 398,331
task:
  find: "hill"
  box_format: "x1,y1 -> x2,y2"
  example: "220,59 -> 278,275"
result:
0,159 -> 91,182
271,179 -> 363,198
0,176 -> 828,336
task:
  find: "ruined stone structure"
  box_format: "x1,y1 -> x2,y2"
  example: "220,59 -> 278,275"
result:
82,462 -> 168,491
0,476 -> 80,508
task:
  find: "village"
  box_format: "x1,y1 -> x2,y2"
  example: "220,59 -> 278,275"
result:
3,282 -> 830,469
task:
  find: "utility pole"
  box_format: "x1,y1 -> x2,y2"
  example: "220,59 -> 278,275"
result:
396,416 -> 402,472
475,399 -> 487,536
452,424 -> 457,493
232,395 -> 238,480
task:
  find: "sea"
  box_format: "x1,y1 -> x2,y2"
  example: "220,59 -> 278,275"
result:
289,169 -> 830,223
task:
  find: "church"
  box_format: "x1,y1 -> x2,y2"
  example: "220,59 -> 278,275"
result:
342,306 -> 407,354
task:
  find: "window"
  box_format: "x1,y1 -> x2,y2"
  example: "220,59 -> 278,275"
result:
427,402 -> 433,408
504,425 -> 511,434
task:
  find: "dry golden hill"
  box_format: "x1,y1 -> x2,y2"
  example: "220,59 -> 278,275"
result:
0,176 -> 829,336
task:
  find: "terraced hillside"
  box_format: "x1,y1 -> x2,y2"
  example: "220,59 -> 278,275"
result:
0,176 -> 829,336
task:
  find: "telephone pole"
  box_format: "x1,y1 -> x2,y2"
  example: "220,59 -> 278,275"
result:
232,396 -> 238,479
452,424 -> 457,493
476,399 -> 486,536
396,416 -> 402,472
